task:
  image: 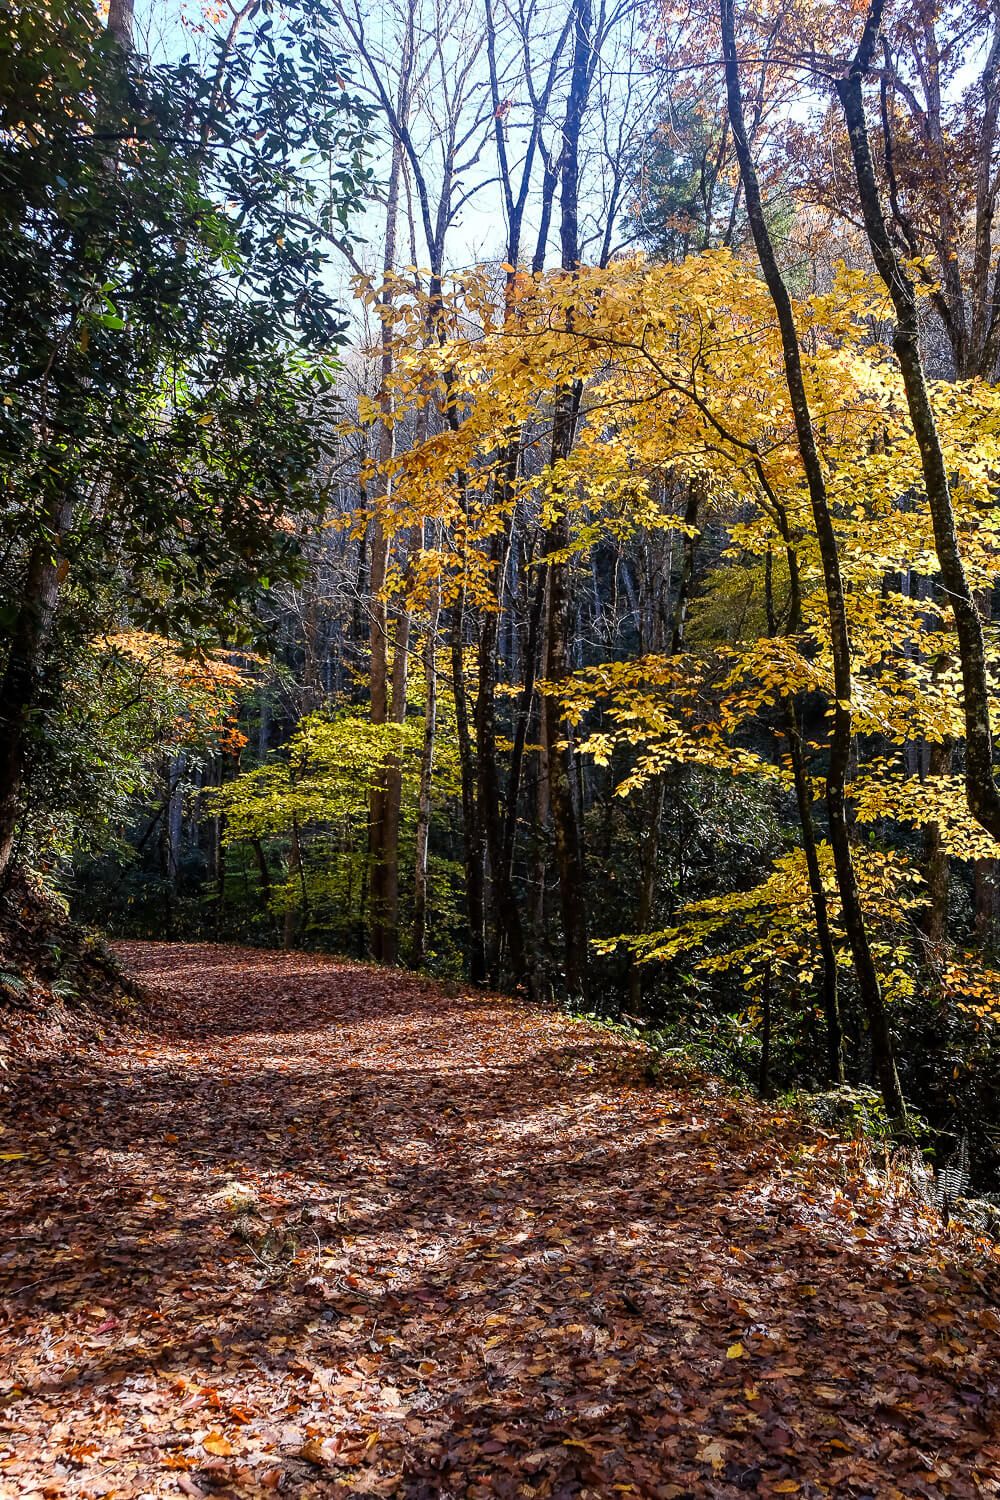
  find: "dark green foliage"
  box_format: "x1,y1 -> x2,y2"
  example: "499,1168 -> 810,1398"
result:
0,0 -> 372,864
628,99 -> 733,261
1,0 -> 370,637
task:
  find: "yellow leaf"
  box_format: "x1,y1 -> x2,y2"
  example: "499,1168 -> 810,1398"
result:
726,1341 -> 745,1359
202,1432 -> 233,1457
0,1152 -> 28,1161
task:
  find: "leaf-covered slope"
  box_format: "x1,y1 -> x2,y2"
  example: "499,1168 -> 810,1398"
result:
0,872 -> 139,1082
0,943 -> 997,1498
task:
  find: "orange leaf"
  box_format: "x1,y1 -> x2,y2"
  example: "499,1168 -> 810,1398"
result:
203,1432 -> 233,1457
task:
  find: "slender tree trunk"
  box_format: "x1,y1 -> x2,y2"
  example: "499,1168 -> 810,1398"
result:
764,501 -> 844,1083
543,527 -> 589,1002
628,775 -> 666,1013
668,479 -> 702,654
759,961 -> 773,1099
533,682 -> 551,950
478,541 -> 529,990
629,477 -> 703,1010
922,737 -> 952,950
284,814 -> 307,949
541,0 -> 594,1005
451,592 -> 487,982
786,701 -> 845,1083
721,0 -> 904,1122
373,608 -> 410,966
368,117 -> 405,963
251,837 -> 271,905
206,757 -> 226,934
410,558 -> 440,967
923,822 -> 951,947
501,542 -> 547,914
166,755 -> 185,892
214,824 -> 226,936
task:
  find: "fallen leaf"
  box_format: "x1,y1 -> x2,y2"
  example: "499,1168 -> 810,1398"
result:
202,1432 -> 233,1457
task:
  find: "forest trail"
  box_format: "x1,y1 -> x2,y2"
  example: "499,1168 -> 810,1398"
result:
1,945 -> 999,1500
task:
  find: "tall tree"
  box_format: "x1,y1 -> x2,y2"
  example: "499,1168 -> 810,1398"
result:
836,0 -> 1000,849
720,0 -> 905,1121
0,0 -> 371,880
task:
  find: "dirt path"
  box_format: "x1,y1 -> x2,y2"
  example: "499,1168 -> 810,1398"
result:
1,943 -> 998,1499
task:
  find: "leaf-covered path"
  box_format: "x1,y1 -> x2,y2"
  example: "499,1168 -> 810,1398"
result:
1,944 -> 999,1500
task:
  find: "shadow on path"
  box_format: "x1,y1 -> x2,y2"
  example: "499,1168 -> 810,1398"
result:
1,942 -> 998,1499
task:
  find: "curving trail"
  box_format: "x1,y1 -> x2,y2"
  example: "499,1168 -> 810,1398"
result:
1,942 -> 999,1499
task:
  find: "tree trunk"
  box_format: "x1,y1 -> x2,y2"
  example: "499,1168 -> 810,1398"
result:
975,859 -> 1000,950
368,114 -> 405,964
478,542 -> 529,990
0,493 -> 74,881
283,815 -> 307,949
922,737 -> 952,950
628,775 -> 666,1013
629,477 -> 703,1010
785,701 -> 845,1083
166,755 -> 185,892
759,961 -> 773,1100
411,584 -> 439,969
371,609 -> 409,965
451,593 -> 487,982
500,536 -> 547,951
540,0 -> 594,1005
251,837 -> 272,905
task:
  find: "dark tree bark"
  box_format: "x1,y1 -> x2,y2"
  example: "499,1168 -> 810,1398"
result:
451,592 -> 487,982
629,477 -> 702,1012
0,493 -> 74,881
410,561 -> 440,969
759,960 -> 773,1100
763,511 -> 844,1083
251,837 -> 272,904
975,858 -> 1000,949
371,609 -> 410,965
922,736 -> 953,951
283,814 -> 309,950
541,0 -> 594,1004
785,701 -> 845,1084
477,537 -> 529,989
367,93 -> 408,965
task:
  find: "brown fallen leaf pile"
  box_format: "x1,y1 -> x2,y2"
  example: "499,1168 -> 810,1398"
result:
1,942 -> 999,1499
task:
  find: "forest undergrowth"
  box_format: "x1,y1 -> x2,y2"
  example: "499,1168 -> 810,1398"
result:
1,943 -> 998,1500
